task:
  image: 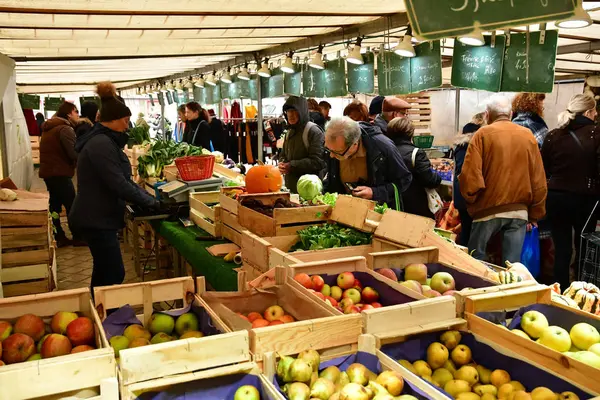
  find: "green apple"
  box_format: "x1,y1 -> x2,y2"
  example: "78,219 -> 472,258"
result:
569,323 -> 600,351
174,313 -> 199,336
234,384 -> 260,400
150,332 -> 172,344
432,368 -> 454,388
430,272 -> 455,294
537,326 -> 572,352
148,313 -> 175,335
571,351 -> 600,368
520,311 -> 549,339
109,335 -> 130,357
589,342 -> 600,357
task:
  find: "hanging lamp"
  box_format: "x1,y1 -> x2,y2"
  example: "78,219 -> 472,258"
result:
346,38 -> 364,65
309,45 -> 325,70
281,52 -> 295,73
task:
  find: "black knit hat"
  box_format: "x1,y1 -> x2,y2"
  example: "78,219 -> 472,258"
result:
369,95 -> 385,116
96,81 -> 132,122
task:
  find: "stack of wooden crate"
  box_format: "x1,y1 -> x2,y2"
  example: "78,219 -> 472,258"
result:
124,145 -> 146,183
189,187 -> 246,245
30,136 -> 40,165
0,200 -> 55,297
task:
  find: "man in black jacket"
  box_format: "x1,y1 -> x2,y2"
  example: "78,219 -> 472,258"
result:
69,82 -> 159,291
323,117 -> 412,209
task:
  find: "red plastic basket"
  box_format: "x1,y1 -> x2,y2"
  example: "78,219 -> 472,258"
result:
174,155 -> 215,181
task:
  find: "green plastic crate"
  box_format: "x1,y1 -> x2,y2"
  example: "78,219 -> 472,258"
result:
413,135 -> 434,149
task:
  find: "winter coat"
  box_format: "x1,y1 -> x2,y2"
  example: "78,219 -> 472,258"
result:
373,115 -> 389,135
183,117 -> 211,150
391,136 -> 441,218
541,114 -> 600,196
281,96 -> 326,193
512,111 -> 549,148
39,116 -> 77,179
324,122 -> 412,208
74,118 -> 94,139
69,124 -> 158,231
309,111 -> 326,130
209,117 -> 227,153
459,120 -> 547,222
452,132 -> 475,211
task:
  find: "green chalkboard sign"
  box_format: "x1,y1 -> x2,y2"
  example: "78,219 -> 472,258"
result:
165,91 -> 173,105
148,95 -> 155,106
219,82 -> 231,99
348,52 -> 375,94
78,96 -> 100,110
260,76 -> 269,99
156,92 -> 165,107
410,41 -> 443,93
44,97 -> 65,111
302,64 -> 325,97
451,35 -> 506,92
268,69 -> 285,98
284,66 -> 302,96
377,51 -> 411,95
500,30 -> 558,93
193,87 -> 205,104
205,84 -> 221,104
184,90 -> 191,103
172,90 -> 180,104
323,58 -> 348,97
19,94 -> 40,110
249,77 -> 259,100
405,0 -> 575,41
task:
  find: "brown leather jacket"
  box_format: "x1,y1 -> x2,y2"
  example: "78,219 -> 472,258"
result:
39,116 -> 77,179
458,120 -> 548,222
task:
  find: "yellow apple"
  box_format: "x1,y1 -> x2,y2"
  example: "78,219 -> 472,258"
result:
589,343 -> 600,357
537,326 -> 572,353
476,365 -> 492,384
451,344 -> 473,366
432,368 -> 454,388
569,323 -> 600,351
531,387 -> 557,400
444,380 -> 471,398
455,366 -> 479,386
427,342 -> 449,369
413,360 -> 432,377
520,311 -> 549,339
440,330 -> 462,350
511,329 -> 531,340
490,370 -> 511,388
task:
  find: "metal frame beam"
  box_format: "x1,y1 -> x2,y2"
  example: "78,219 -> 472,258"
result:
557,40 -> 600,55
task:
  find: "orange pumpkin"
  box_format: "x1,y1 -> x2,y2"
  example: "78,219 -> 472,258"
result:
245,165 -> 283,194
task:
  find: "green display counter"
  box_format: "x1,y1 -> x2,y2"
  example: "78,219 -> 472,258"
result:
152,220 -> 239,291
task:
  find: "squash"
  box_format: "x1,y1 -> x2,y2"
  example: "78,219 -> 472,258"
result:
245,164 -> 282,194
563,281 -> 600,315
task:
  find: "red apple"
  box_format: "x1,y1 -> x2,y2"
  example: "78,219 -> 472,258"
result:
51,311 -> 78,335
71,345 -> 95,354
2,333 -> 35,364
337,272 -> 355,289
339,298 -> 354,310
0,321 -> 12,341
404,263 -> 428,284
311,275 -> 325,292
0,360 -> 4,366
443,290 -> 457,296
314,292 -> 326,301
423,289 -> 442,298
247,312 -> 262,322
430,272 -> 455,295
251,319 -> 269,328
334,306 -> 343,313
41,334 -> 72,358
294,273 -> 313,289
353,279 -> 363,290
400,280 -> 423,294
14,314 -> 45,342
264,305 -> 285,322
344,305 -> 361,314
361,287 -> 380,303
325,296 -> 338,307
269,320 -> 284,326
376,268 -> 398,282
66,317 -> 95,346
330,286 -> 343,301
279,315 -> 295,323
362,304 -> 375,311
321,284 -> 331,297
371,302 -> 383,308
236,313 -> 249,322
343,288 -> 361,304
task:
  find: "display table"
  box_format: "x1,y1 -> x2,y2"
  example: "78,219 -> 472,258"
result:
151,220 -> 239,291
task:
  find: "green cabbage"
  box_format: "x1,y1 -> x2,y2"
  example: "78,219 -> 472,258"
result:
297,174 -> 323,201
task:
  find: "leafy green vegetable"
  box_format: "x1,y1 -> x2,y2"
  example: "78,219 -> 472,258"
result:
374,203 -> 389,215
292,223 -> 372,251
137,139 -> 202,178
128,125 -> 151,146
307,192 -> 338,207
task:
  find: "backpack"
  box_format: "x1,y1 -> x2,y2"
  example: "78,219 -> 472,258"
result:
301,121 -> 326,179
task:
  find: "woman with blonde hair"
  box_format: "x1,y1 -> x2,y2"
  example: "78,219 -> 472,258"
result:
512,92 -> 548,148
542,93 -> 600,289
386,117 -> 441,218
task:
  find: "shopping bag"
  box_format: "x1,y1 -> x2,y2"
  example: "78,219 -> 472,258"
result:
520,225 -> 541,279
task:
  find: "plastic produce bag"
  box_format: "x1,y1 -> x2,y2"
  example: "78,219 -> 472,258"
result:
520,225 -> 540,278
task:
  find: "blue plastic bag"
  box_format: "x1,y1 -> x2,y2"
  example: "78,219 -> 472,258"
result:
520,225 -> 540,278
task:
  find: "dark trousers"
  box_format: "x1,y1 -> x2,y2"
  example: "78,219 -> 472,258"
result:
44,177 -> 76,239
82,229 -> 125,292
457,207 -> 473,246
546,190 -> 597,290
469,218 -> 527,263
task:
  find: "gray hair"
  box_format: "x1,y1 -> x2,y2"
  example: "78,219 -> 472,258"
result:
326,117 -> 361,147
557,93 -> 596,129
486,94 -> 512,121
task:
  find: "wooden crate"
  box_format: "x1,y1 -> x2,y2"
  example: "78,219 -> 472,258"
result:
0,288 -> 117,399
461,285 -> 600,394
261,334 -> 444,400
94,277 -> 252,395
189,191 -> 222,237
368,246 -> 532,306
122,361 -> 284,400
199,268 -> 360,361
213,163 -> 246,182
30,137 -> 40,164
237,192 -> 331,237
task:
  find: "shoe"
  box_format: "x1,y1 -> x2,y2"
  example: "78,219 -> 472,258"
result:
56,237 -> 73,248
72,240 -> 88,247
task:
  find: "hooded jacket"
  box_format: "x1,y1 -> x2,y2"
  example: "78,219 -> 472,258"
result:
39,116 -> 78,179
390,135 -> 441,218
452,132 -> 475,211
69,123 -> 158,231
74,118 -> 94,139
373,115 -> 389,135
324,121 -> 412,209
541,114 -> 600,196
281,96 -> 326,193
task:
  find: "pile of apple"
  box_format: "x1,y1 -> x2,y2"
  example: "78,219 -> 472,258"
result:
399,330 -> 581,400
109,312 -> 203,357
276,349 -> 417,400
293,272 -> 382,314
237,305 -> 296,328
376,264 -> 458,298
0,312 -> 96,365
505,310 -> 600,368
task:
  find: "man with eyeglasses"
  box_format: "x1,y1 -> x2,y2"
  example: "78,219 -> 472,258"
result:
323,117 -> 412,208
373,97 -> 411,135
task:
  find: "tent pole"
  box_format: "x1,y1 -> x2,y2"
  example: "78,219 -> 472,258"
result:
455,87 -> 461,134
257,76 -> 263,162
